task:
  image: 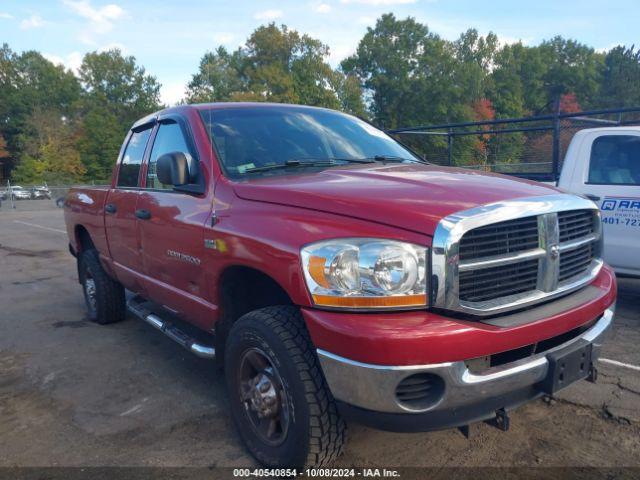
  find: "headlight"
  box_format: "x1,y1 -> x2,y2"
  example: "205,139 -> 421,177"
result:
301,239 -> 428,309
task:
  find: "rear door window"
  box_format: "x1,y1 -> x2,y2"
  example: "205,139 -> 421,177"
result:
588,135 -> 640,185
117,128 -> 152,188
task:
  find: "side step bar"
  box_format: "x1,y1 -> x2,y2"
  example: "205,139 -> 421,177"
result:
127,297 -> 216,360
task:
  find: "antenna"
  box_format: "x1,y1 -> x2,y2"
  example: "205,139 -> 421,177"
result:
207,49 -> 216,226
209,51 -> 213,165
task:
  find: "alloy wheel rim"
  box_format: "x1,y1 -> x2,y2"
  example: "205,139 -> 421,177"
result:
83,275 -> 97,313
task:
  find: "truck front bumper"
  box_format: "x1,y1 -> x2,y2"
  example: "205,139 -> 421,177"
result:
317,306 -> 614,432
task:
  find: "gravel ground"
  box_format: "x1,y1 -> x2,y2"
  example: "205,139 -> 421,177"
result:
0,200 -> 639,476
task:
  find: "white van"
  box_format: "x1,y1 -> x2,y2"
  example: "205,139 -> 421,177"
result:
557,127 -> 640,277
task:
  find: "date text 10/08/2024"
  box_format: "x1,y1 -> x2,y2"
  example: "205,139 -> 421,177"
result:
232,468 -> 401,477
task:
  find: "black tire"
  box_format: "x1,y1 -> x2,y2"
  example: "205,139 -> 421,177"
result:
225,306 -> 346,468
78,249 -> 126,325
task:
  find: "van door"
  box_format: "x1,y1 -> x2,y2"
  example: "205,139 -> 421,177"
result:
136,118 -> 215,328
567,131 -> 640,276
104,126 -> 153,291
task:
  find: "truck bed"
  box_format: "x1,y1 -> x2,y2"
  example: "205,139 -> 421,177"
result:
64,186 -> 110,257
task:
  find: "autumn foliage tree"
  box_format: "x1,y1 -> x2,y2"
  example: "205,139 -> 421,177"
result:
470,98 -> 495,164
0,135 -> 9,159
1,44 -> 160,183
559,92 -> 581,113
11,108 -> 86,183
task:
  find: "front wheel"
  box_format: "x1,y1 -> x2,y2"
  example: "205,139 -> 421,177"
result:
225,306 -> 346,468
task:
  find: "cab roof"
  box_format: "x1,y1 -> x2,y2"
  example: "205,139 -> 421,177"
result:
131,102 -> 338,130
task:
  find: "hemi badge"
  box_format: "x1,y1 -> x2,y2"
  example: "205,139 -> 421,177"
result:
204,239 -> 217,250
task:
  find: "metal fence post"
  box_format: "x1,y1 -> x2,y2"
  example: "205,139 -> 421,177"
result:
447,129 -> 453,166
7,179 -> 16,209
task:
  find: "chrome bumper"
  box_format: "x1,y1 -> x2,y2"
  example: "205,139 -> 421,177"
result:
318,306 -> 614,414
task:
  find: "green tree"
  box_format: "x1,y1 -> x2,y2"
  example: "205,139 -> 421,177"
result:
76,105 -> 123,180
488,43 -> 527,117
342,14 -> 479,164
454,29 -> 498,103
537,37 -> 604,109
79,49 -> 161,122
77,49 -> 161,179
187,24 -> 360,111
11,108 -> 85,183
0,44 -> 18,132
599,46 -> 640,108
334,73 -> 367,118
238,24 -> 336,106
186,46 -> 244,103
342,14 -> 459,129
0,45 -> 81,175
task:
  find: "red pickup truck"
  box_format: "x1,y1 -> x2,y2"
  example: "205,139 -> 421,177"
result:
64,103 -> 616,468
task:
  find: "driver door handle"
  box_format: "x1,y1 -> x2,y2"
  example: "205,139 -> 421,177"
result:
135,209 -> 152,220
584,194 -> 601,202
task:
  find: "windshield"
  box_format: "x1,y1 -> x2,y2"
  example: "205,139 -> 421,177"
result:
199,106 -> 421,177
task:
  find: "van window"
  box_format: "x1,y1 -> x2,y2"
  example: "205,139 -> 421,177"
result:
588,135 -> 640,185
117,128 -> 152,187
146,122 -> 192,190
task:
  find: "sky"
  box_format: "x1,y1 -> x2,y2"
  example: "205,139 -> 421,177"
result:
2,0 -> 639,105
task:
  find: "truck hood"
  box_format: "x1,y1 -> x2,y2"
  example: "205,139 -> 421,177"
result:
232,163 -> 561,236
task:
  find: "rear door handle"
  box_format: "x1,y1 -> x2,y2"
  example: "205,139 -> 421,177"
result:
105,203 -> 117,214
135,209 -> 152,220
584,194 -> 601,202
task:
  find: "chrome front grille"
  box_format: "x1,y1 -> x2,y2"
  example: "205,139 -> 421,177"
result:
459,258 -> 539,302
459,216 -> 539,260
559,242 -> 594,282
432,194 -> 603,316
558,209 -> 595,242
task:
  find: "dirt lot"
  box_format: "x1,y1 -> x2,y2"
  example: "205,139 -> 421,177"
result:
1,200 -> 639,474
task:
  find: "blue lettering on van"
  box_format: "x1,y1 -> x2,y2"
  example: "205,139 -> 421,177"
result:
601,197 -> 640,211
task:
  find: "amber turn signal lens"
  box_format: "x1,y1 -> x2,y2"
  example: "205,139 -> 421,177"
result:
312,293 -> 427,308
308,255 -> 330,288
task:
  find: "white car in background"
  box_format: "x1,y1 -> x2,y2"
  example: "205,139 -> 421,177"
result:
5,185 -> 32,200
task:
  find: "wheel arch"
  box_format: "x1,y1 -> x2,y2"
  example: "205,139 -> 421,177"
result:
74,224 -> 95,254
215,265 -> 294,356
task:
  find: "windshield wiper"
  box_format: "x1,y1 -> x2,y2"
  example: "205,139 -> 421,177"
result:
369,155 -> 423,163
243,157 -> 375,174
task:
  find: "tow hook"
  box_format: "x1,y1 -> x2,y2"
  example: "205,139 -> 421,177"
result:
485,408 -> 510,432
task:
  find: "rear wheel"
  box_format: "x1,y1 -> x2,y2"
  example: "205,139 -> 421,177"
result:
225,306 -> 346,468
78,248 -> 126,324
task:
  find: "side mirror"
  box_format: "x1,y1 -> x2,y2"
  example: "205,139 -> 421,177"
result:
157,152 -> 189,186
